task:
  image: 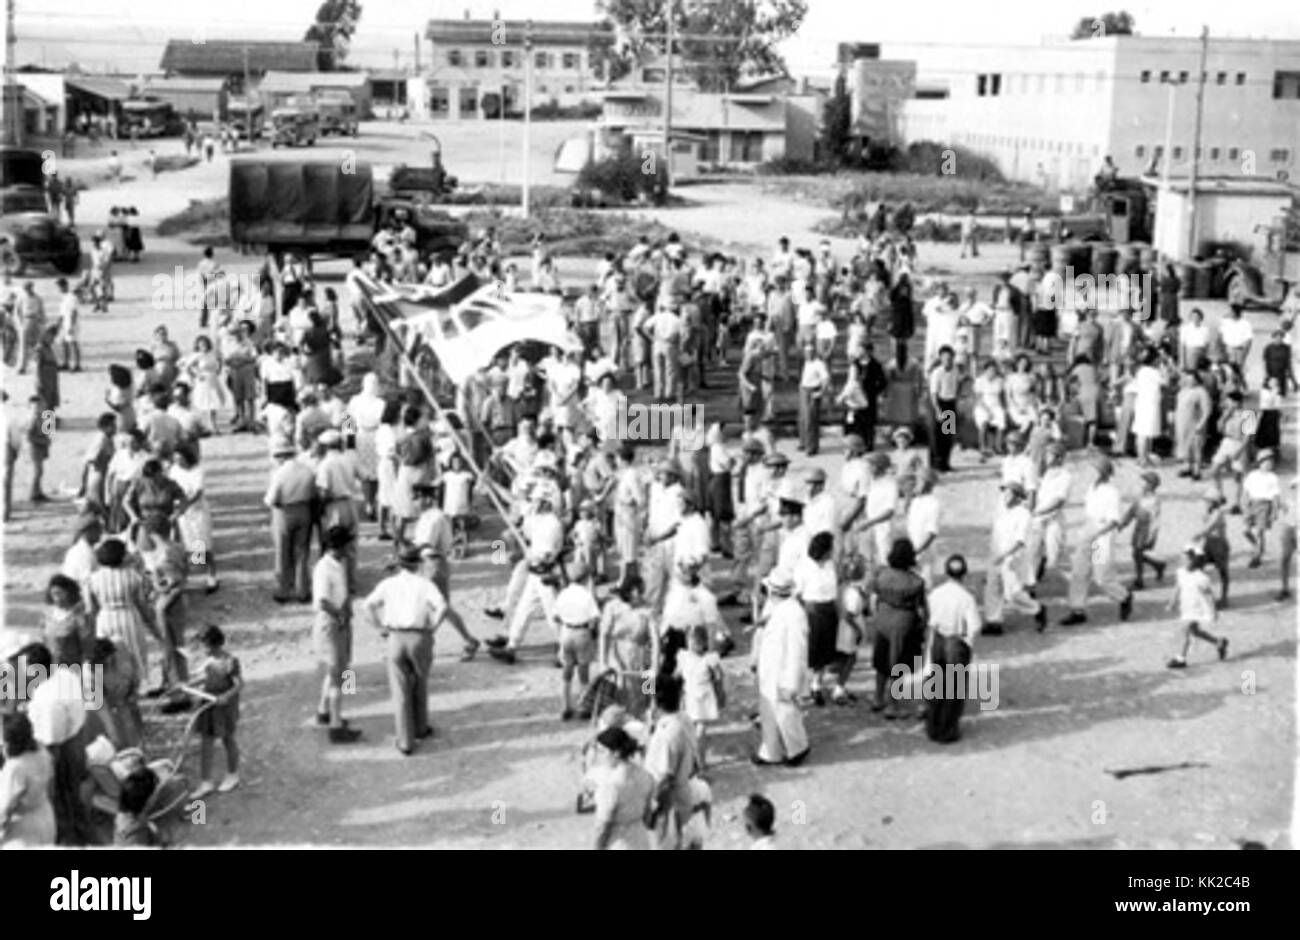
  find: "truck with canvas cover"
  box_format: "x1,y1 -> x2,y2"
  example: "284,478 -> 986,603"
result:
0,146 -> 82,276
229,159 -> 466,259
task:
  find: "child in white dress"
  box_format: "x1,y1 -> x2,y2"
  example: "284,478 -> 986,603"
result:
675,624 -> 723,768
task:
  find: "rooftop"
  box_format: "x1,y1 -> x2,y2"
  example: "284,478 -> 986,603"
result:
160,40 -> 319,74
426,18 -> 614,48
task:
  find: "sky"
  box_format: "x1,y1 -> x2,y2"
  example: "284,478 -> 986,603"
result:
8,0 -> 1300,76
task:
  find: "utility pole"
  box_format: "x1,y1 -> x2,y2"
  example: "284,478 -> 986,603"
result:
3,0 -> 18,146
522,20 -> 533,219
661,0 -> 674,194
1187,25 -> 1209,259
242,46 -> 250,101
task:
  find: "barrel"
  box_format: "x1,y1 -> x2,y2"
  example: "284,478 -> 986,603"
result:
1092,243 -> 1119,277
1068,244 -> 1092,275
1179,262 -> 1200,298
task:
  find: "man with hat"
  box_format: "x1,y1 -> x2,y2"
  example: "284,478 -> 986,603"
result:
364,546 -> 449,754
984,481 -> 1046,634
775,487 -> 810,575
413,483 -> 482,661
1001,428 -> 1039,510
1029,441 -> 1072,589
751,567 -> 810,767
264,443 -> 317,603
313,526 -> 362,743
802,466 -> 835,541
742,451 -> 791,622
1242,450 -> 1281,568
315,429 -> 360,593
643,458 -> 686,616
488,488 -> 567,665
1061,456 -> 1133,626
725,438 -> 770,608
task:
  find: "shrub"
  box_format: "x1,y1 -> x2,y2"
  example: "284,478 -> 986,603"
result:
756,156 -> 837,176
576,151 -> 665,205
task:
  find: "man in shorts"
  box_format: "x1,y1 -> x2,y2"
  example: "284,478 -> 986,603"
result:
313,526 -> 362,743
553,566 -> 600,721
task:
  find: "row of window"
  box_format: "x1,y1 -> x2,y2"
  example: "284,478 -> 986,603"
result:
698,130 -> 765,163
427,85 -> 581,113
974,69 -> 1300,98
444,48 -> 584,70
1133,144 -> 1293,163
962,131 -> 1102,157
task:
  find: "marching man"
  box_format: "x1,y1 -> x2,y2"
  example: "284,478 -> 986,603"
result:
983,482 -> 1047,635
1060,456 -> 1134,626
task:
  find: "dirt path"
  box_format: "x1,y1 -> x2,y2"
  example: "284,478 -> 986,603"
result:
1,145 -> 1293,849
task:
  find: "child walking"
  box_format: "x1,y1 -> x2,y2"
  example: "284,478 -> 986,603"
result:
191,624 -> 242,798
1165,548 -> 1228,669
1126,470 -> 1167,590
675,624 -> 723,768
1242,450 -> 1281,569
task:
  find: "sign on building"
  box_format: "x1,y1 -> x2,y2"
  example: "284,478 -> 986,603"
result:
850,60 -> 916,144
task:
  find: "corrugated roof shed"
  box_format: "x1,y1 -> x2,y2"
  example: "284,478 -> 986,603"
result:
159,40 -> 318,74
64,76 -> 132,101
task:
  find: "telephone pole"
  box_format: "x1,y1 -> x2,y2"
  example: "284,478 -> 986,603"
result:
3,0 -> 18,146
1187,25 -> 1209,258
522,20 -> 533,219
661,0 -> 675,193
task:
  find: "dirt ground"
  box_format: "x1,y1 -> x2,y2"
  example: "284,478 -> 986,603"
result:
2,121 -> 1295,849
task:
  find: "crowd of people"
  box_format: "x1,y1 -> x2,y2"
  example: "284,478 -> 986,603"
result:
1,198 -> 1294,848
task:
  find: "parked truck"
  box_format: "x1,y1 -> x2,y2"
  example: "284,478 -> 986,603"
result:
228,158 -> 467,260
0,146 -> 82,276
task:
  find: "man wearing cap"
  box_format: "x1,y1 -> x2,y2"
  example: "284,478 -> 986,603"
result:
802,467 -> 835,541
265,444 -> 317,603
1029,442 -> 1072,589
751,568 -> 810,766
643,459 -> 686,616
925,554 -> 981,743
1061,456 -> 1133,626
907,469 -> 941,587
1242,450 -> 1281,568
313,526 -> 362,743
488,490 -> 568,664
984,482 -> 1046,634
364,547 -> 449,754
315,429 -> 361,593
775,490 -> 810,575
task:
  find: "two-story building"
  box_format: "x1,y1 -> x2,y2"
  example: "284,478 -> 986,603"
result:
419,15 -> 614,119
158,39 -> 319,96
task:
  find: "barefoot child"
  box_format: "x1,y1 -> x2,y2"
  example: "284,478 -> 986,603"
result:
1124,470 -> 1167,590
1165,547 -> 1228,669
191,624 -> 242,797
674,624 -> 723,768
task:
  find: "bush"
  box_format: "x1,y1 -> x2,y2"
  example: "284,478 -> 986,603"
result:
462,208 -> 720,257
157,197 -> 230,245
756,156 -> 838,176
576,151 -> 665,205
891,141 -> 1005,181
529,100 -> 603,121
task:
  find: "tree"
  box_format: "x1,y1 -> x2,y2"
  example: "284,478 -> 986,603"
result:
596,0 -> 808,92
304,0 -> 362,71
819,69 -> 852,165
1070,11 -> 1136,39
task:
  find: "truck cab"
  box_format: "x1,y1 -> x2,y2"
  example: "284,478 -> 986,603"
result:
270,108 -> 319,148
0,146 -> 82,276
316,95 -> 359,137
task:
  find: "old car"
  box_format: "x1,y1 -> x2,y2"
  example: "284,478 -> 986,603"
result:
269,108 -> 319,148
0,147 -> 82,276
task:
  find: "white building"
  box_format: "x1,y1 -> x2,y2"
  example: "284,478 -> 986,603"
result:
898,35 -> 1300,193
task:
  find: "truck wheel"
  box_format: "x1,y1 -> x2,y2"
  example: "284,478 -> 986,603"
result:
52,251 -> 82,275
0,244 -> 26,277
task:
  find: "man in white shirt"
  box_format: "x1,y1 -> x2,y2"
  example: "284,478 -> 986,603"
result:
313,526 -> 362,743
775,494 -> 810,574
1218,307 -> 1254,371
922,283 -> 960,369
642,306 -> 683,402
1000,428 -> 1039,509
1029,442 -> 1072,588
553,575 -> 601,720
983,482 -> 1046,634
661,557 -> 729,669
770,236 -> 794,283
839,433 -> 871,562
643,460 -> 686,616
364,547 -> 449,754
797,344 -> 830,455
1243,449 -> 1281,568
315,430 -> 361,593
907,469 -> 940,587
751,568 -> 810,766
802,467 -> 836,540
488,494 -> 568,664
673,490 -> 712,570
21,642 -> 93,844
1062,456 -> 1133,625
925,554 -> 981,743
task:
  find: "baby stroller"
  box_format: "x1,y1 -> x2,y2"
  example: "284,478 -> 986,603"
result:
86,687 -> 218,843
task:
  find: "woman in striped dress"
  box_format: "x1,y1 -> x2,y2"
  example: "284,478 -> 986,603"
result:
85,538 -> 154,677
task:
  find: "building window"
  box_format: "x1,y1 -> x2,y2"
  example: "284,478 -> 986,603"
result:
562,52 -> 579,70
1172,146 -> 1184,160
1159,70 -> 1170,83
535,51 -> 550,69
1270,148 -> 1292,163
1135,144 -> 1146,158
564,85 -> 575,94
976,74 -> 988,96
1228,147 -> 1239,160
990,73 -> 1002,95
475,50 -> 491,68
1154,145 -> 1164,159
1140,69 -> 1151,83
501,50 -> 515,67
1236,72 -> 1246,85
1178,70 -> 1189,84
1210,147 -> 1220,160
429,86 -> 449,114
1216,71 -> 1227,85
447,48 -> 463,67
700,130 -> 721,163
459,86 -> 478,115
1274,71 -> 1300,99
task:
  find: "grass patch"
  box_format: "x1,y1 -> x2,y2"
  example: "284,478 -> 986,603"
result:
759,171 -> 1057,216
463,208 -> 727,257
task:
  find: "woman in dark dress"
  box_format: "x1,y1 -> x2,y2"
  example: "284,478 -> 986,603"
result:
300,312 -> 338,386
868,538 -> 929,719
888,271 -> 915,368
